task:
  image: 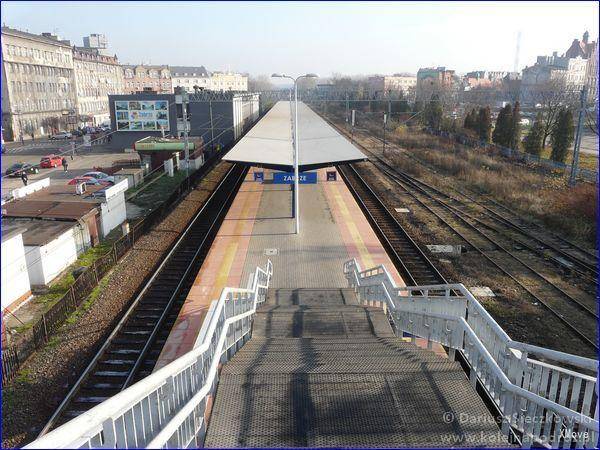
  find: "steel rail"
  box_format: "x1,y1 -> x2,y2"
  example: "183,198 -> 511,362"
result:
336,163 -> 447,287
341,118 -> 598,274
331,123 -> 598,350
39,163 -> 248,436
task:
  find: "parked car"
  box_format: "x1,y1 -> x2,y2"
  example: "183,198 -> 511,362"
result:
82,171 -> 115,184
40,154 -> 63,168
99,125 -> 111,132
5,162 -> 39,177
71,129 -> 84,137
49,131 -> 72,140
67,176 -> 112,187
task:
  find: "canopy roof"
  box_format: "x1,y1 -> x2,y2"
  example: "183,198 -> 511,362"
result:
223,101 -> 366,170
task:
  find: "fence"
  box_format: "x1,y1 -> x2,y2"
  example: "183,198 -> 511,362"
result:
1,153 -> 222,386
25,260 -> 273,449
428,128 -> 598,183
1,105 -> 270,386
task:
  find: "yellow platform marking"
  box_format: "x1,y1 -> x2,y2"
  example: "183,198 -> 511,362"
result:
209,187 -> 258,299
329,183 -> 375,269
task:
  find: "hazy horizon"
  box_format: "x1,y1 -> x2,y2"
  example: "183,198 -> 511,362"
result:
1,1 -> 598,80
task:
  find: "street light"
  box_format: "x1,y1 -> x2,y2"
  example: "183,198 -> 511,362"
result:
271,73 -> 318,234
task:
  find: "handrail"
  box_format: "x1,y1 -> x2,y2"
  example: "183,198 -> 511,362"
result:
25,260 -> 273,449
344,258 -> 598,448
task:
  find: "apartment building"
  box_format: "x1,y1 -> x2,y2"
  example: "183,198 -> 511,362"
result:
171,66 -> 211,91
367,75 -> 416,97
122,65 -> 172,94
1,27 -> 77,140
522,52 -> 588,90
73,47 -> 124,126
416,66 -> 457,100
209,72 -> 248,92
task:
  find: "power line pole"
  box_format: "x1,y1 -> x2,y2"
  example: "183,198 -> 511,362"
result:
569,86 -> 587,186
383,113 -> 387,157
208,99 -> 215,152
345,92 -> 349,127
182,90 -> 190,182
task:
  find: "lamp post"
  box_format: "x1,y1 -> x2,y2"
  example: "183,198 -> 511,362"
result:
271,73 -> 318,234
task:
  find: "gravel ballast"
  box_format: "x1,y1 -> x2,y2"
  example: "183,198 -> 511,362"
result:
2,162 -> 232,448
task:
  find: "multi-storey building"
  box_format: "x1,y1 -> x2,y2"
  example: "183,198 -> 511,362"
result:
462,71 -> 510,90
565,31 -> 597,59
1,27 -> 77,140
584,40 -> 598,103
73,47 -> 124,126
416,66 -> 457,100
521,52 -> 588,90
122,65 -> 172,94
367,75 -> 416,97
83,34 -> 108,51
209,71 -> 248,92
170,66 -> 211,91
564,31 -> 597,103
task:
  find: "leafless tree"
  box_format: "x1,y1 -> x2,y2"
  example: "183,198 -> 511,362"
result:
524,80 -> 579,148
248,74 -> 275,92
584,111 -> 598,136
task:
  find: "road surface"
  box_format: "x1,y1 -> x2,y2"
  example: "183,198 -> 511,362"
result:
2,139 -> 138,197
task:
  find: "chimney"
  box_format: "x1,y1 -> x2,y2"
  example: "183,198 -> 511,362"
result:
583,31 -> 589,44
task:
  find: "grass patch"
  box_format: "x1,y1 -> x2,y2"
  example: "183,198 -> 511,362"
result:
45,336 -> 61,349
65,275 -> 110,325
2,370 -> 32,410
355,115 -> 597,247
539,146 -> 598,171
127,169 -> 190,211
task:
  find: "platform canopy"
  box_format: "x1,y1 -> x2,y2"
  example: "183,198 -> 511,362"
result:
223,101 -> 366,170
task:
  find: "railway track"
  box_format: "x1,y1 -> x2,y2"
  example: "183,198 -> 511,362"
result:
336,163 -> 446,286
328,119 -> 597,351
367,160 -> 598,348
337,119 -> 598,278
40,163 -> 248,434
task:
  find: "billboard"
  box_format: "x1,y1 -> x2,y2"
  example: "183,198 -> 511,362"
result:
114,100 -> 170,132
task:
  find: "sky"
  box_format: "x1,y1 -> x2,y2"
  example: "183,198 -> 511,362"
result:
1,1 -> 598,81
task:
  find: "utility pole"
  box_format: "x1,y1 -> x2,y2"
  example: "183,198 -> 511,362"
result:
208,99 -> 215,152
383,113 -> 387,157
182,90 -> 190,181
345,92 -> 349,127
351,109 -> 355,140
569,86 -> 587,186
293,82 -> 300,234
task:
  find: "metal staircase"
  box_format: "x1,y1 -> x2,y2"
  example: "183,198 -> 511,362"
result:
205,288 -> 505,447
25,260 -> 597,449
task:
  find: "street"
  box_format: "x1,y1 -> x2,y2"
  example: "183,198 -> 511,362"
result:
1,139 -> 138,197
578,132 -> 599,157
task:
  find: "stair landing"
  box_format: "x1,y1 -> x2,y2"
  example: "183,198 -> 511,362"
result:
205,289 -> 506,448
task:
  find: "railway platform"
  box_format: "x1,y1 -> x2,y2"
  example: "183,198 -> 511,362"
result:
155,166 -> 407,369
25,101 -> 598,449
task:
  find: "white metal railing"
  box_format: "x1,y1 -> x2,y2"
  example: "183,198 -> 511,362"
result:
26,260 -> 273,449
344,258 -> 599,449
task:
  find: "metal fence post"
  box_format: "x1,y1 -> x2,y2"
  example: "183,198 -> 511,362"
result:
569,87 -> 588,186
42,314 -> 48,341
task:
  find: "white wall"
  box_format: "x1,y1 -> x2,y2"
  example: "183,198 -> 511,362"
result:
24,228 -> 79,286
1,232 -> 31,310
100,179 -> 128,237
11,177 -> 50,199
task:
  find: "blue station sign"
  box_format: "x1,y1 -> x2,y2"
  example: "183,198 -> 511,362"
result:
272,172 -> 318,184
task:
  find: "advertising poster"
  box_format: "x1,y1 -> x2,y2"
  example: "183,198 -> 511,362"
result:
115,100 -> 170,131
